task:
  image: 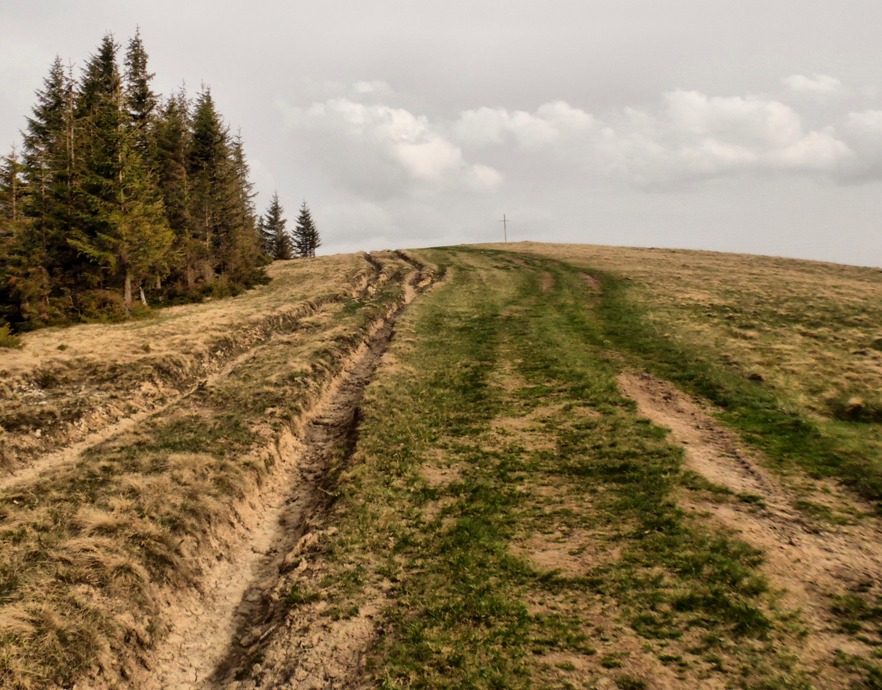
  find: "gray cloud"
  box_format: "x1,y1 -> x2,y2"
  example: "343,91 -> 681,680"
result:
295,83 -> 873,194
4,1 -> 882,266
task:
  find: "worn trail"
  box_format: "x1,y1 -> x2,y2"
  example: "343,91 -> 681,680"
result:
140,267 -> 432,689
0,256 -> 390,495
619,371 -> 882,682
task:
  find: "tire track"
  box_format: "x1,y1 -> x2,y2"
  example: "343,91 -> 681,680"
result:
618,370 -> 882,684
139,264 -> 435,690
0,254 -> 390,495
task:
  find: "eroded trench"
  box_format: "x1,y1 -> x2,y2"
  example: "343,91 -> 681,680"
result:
138,261 -> 433,690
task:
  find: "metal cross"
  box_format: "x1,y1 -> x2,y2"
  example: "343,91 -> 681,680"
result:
499,214 -> 510,242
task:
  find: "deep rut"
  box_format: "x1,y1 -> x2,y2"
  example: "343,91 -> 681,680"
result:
140,267 -> 433,689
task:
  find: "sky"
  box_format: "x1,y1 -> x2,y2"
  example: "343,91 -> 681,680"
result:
3,1 -> 882,267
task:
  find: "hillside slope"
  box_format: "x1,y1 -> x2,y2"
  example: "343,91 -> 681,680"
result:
1,244 -> 880,689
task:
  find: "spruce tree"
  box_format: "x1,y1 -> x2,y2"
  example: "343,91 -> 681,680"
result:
69,33 -> 173,310
0,147 -> 25,324
155,89 -> 194,285
262,192 -> 292,260
18,55 -> 77,321
124,28 -> 158,163
188,87 -> 230,280
226,132 -> 262,278
70,32 -> 125,288
256,214 -> 269,257
293,201 -> 320,258
22,57 -> 71,231
0,147 -> 24,223
111,134 -> 174,308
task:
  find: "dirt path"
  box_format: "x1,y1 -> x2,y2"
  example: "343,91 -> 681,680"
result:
0,255 -> 393,494
1,341 -> 279,495
136,267 -> 433,690
618,371 -> 882,683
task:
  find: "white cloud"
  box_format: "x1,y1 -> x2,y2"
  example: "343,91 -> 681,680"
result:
352,80 -> 392,97
770,130 -> 852,170
278,93 -> 501,197
452,89 -> 854,188
782,74 -> 843,97
610,90 -> 853,185
454,100 -> 596,149
280,80 -> 882,204
845,109 -> 882,134
661,90 -> 804,148
394,137 -> 463,181
466,164 -> 503,191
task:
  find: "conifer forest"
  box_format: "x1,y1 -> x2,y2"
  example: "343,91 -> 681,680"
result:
0,31 -> 317,332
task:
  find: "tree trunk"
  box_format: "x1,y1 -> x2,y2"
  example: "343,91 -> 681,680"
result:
140,286 -> 147,306
124,270 -> 132,312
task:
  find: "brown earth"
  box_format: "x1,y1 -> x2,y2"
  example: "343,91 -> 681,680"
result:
131,254 -> 436,689
618,370 -> 882,687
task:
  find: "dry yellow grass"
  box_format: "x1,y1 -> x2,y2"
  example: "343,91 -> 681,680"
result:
0,254 -> 368,378
0,254 -> 390,476
0,251 -> 425,689
490,241 -> 882,420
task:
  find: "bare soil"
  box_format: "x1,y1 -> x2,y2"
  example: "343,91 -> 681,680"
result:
618,370 -> 882,686
131,258 -> 435,689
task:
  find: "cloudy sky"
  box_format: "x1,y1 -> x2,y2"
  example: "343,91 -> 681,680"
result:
3,1 -> 882,266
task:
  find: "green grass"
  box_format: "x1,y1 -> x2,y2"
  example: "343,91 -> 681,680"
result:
316,247 -> 810,688
594,268 -> 882,511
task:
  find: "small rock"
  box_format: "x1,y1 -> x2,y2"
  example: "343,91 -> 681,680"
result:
239,630 -> 259,647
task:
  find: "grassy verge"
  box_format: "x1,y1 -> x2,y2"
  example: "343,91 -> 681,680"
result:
308,247 -> 809,688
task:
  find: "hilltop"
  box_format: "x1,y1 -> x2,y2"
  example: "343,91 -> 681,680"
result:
1,244 -> 881,689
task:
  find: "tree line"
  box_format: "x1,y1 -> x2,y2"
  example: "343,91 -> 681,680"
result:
0,31 -> 318,332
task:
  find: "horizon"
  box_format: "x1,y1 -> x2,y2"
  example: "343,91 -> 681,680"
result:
3,1 -> 882,267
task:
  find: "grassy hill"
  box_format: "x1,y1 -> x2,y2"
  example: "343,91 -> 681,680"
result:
1,244 -> 881,689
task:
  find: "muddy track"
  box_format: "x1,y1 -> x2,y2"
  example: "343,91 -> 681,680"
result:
392,249 -> 425,275
137,264 -> 435,690
0,254 -> 391,494
619,370 -> 882,682
352,252 -> 386,300
394,250 -> 433,301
